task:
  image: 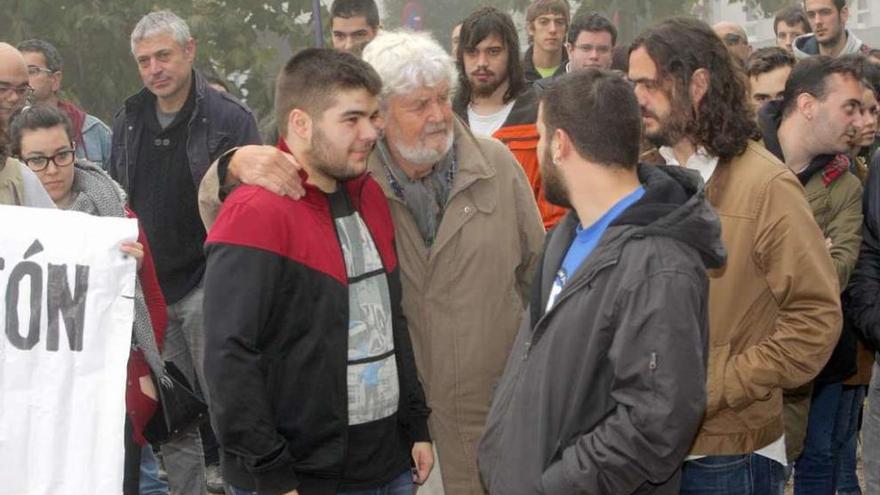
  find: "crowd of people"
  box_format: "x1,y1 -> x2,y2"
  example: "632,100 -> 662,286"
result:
3,0 -> 880,494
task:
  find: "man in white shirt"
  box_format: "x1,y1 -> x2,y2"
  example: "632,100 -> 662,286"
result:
629,17 -> 841,495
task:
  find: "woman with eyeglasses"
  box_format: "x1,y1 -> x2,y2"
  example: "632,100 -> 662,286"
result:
9,104 -> 167,495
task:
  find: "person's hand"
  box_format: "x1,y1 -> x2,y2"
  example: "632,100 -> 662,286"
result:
227,145 -> 305,199
281,490 -> 299,495
411,441 -> 434,485
826,237 -> 834,250
121,241 -> 144,272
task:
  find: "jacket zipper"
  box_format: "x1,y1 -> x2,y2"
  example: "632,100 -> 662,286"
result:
524,258 -> 619,360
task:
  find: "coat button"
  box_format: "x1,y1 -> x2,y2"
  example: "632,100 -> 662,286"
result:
464,206 -> 472,214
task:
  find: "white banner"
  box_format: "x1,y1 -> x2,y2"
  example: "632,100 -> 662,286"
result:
0,205 -> 138,495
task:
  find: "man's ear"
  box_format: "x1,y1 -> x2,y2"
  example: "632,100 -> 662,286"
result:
51,70 -> 62,94
553,127 -> 573,163
690,68 -> 710,109
796,92 -> 818,121
288,109 -> 312,142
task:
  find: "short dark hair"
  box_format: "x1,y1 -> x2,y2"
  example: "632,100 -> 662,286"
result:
16,39 -> 62,72
774,6 -> 812,35
9,104 -> 73,157
567,12 -> 617,46
611,44 -> 630,72
330,0 -> 380,29
275,48 -> 382,137
747,47 -> 796,78
631,17 -> 759,163
863,58 -> 880,97
455,7 -> 526,105
781,54 -> 865,117
526,0 -> 570,26
541,69 -> 640,168
803,0 -> 847,12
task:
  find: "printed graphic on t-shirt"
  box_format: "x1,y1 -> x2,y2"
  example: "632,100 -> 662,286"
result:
335,212 -> 400,425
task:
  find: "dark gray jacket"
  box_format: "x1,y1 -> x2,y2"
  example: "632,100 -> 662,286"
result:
477,165 -> 726,495
109,70 -> 261,194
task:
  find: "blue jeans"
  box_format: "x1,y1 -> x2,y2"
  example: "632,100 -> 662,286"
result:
338,470 -> 413,495
140,444 -> 170,495
680,454 -> 785,495
231,470 -> 413,495
795,381 -> 844,494
836,385 -> 866,495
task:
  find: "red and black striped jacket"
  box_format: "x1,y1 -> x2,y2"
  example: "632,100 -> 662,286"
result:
203,172 -> 429,495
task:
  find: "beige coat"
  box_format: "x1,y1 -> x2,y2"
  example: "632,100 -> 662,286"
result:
199,119 -> 545,494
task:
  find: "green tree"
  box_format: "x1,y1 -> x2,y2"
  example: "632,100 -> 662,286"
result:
1,0 -> 323,124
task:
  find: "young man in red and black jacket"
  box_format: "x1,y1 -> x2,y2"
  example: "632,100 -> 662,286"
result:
202,48 -> 433,495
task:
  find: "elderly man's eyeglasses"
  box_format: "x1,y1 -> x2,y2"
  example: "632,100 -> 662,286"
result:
21,146 -> 76,172
0,83 -> 33,99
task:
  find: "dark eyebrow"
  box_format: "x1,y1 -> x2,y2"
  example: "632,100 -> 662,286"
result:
341,109 -> 370,119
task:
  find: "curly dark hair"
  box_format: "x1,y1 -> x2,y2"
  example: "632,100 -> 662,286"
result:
631,17 -> 760,163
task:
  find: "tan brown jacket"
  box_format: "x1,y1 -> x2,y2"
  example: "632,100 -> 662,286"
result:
692,142 -> 842,455
198,119 -> 545,494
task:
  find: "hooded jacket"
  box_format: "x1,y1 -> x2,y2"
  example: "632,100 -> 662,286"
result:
478,165 -> 726,495
453,87 -> 567,228
792,30 -> 871,60
759,101 -> 863,384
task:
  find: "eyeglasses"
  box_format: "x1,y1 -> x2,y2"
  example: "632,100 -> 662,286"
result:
0,83 -> 33,99
722,33 -> 748,47
27,65 -> 56,76
21,147 -> 76,172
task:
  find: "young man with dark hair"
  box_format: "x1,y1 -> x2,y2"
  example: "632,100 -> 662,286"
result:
523,0 -> 570,82
330,0 -> 380,56
453,6 -> 565,228
747,47 -> 797,111
566,12 -> 617,71
629,17 -> 842,494
757,55 -> 865,493
775,5 -> 812,53
794,0 -> 871,59
203,47 -> 433,495
478,67 -> 724,495
17,38 -> 113,169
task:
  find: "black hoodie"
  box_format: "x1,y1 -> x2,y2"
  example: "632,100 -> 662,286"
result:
478,165 -> 725,495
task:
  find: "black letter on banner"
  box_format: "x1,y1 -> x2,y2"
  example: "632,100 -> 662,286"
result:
47,264 -> 89,352
5,261 -> 42,350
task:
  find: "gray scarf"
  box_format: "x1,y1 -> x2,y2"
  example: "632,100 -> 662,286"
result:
376,140 -> 457,246
67,162 -> 168,386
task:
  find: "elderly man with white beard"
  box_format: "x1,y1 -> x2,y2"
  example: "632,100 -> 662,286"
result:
197,30 -> 544,495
